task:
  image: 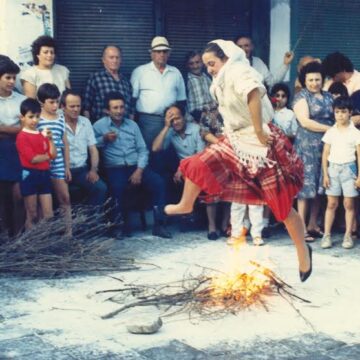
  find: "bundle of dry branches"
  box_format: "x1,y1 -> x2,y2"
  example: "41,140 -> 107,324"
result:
0,204 -> 138,276
100,261 -> 311,322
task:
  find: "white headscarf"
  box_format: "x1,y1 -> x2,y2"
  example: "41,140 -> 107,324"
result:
206,40 -> 274,170
208,40 -> 248,95
210,39 -> 249,65
208,39 -> 263,98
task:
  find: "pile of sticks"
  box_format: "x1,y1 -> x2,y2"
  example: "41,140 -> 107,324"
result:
0,204 -> 137,276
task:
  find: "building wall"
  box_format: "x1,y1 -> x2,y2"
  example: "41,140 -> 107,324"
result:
54,0 -> 256,92
270,0 -> 291,82
1,0 -> 272,93
0,0 -> 53,67
290,0 -> 360,84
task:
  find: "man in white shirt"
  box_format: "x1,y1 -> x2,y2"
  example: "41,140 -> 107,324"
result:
62,90 -> 107,207
235,35 -> 294,89
131,36 -> 186,148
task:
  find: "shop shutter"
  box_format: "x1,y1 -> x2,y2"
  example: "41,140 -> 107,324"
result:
163,0 -> 252,71
291,0 -> 360,81
55,0 -> 155,93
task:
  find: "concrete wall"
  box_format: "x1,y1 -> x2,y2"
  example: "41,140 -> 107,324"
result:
0,0 -> 53,66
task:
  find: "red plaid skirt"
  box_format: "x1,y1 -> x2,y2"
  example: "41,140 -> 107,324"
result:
179,123 -> 304,221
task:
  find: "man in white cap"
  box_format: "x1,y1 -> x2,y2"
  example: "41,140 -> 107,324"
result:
131,36 -> 186,149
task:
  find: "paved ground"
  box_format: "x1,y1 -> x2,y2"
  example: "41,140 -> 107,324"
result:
1,222 -> 360,359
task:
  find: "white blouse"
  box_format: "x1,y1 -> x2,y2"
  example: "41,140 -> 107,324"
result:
213,62 -> 273,133
212,61 -> 275,165
20,64 -> 70,93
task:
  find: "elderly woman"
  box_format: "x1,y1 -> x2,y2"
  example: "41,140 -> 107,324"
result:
164,40 -> 312,282
21,35 -> 70,98
293,61 -> 334,242
294,56 -> 321,94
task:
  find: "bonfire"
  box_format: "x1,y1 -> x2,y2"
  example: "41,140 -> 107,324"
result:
100,244 -> 311,323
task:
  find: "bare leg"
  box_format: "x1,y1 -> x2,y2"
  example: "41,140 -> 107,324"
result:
206,203 -> 217,232
52,179 -> 72,237
297,198 -> 308,232
39,194 -> 54,220
308,196 -> 321,232
23,195 -> 38,230
12,182 -> 25,236
0,181 -> 11,234
352,197 -> 358,233
220,202 -> 231,232
344,197 -> 355,236
164,178 -> 201,215
283,208 -> 311,273
323,196 -> 338,235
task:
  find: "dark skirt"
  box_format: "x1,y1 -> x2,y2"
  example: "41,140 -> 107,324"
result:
0,138 -> 21,182
179,124 -> 304,222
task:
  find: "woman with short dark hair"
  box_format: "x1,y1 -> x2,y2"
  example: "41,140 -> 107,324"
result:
21,35 -> 70,98
293,61 -> 334,242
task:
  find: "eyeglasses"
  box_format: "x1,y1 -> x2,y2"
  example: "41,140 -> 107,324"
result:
152,50 -> 169,54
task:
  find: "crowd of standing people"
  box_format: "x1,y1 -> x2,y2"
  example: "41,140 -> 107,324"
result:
1,33 -> 360,279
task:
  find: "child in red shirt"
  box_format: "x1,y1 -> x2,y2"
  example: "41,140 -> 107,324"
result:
16,98 -> 56,230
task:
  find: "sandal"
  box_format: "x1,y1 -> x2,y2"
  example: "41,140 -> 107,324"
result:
307,229 -> 324,238
304,232 -> 315,243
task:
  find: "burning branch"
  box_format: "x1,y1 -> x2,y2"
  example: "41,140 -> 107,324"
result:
100,261 -> 311,321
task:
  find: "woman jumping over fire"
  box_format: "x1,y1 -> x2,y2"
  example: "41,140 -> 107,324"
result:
164,40 -> 312,282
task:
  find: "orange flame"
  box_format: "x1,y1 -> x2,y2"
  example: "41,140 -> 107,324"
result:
204,241 -> 275,307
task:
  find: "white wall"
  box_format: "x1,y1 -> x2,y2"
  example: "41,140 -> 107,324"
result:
269,0 -> 291,81
0,0 -> 53,66
0,0 -> 7,54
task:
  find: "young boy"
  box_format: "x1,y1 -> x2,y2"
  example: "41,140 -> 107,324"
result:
37,83 -> 72,237
16,98 -> 56,229
321,96 -> 360,249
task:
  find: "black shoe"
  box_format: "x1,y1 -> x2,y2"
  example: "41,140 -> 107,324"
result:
153,205 -> 167,222
207,231 -> 219,241
179,214 -> 197,232
307,229 -> 324,238
219,229 -> 229,238
300,244 -> 312,282
261,226 -> 271,238
152,225 -> 172,239
107,227 -> 124,240
122,223 -> 133,237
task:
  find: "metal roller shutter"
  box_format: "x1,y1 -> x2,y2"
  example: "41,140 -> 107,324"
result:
291,0 -> 360,81
163,0 -> 252,70
55,0 -> 155,92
